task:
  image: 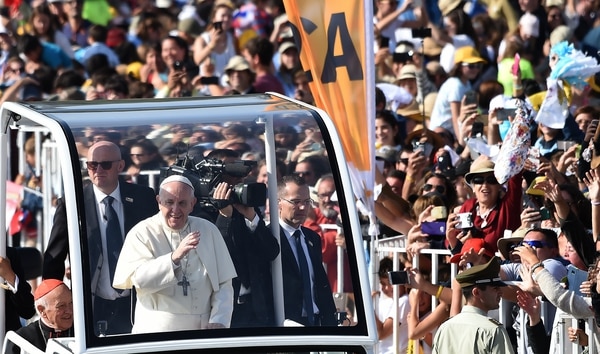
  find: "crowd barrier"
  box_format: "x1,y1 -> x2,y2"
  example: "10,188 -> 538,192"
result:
375,236 -> 596,354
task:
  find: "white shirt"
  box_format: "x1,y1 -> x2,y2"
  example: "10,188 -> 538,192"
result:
92,185 -> 130,300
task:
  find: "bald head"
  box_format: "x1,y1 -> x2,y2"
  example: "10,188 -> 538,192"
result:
87,140 -> 121,160
86,141 -> 124,194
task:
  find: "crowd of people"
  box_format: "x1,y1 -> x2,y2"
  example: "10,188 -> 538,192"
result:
2,0 -> 600,353
0,0 -> 312,103
372,0 -> 600,353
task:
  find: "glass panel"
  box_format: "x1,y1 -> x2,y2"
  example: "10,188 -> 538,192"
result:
6,97 -> 365,348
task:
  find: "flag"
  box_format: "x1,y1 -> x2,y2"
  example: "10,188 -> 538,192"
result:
283,0 -> 376,231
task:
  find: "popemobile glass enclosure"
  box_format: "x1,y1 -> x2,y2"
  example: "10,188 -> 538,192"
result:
0,94 -> 376,354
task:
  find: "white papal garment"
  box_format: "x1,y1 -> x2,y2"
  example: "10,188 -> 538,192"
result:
113,213 -> 237,333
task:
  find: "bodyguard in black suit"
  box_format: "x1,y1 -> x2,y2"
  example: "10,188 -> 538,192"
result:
277,175 -> 336,326
43,141 -> 157,335
2,247 -> 35,332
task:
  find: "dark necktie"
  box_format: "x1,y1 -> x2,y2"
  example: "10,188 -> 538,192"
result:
103,196 -> 123,288
293,230 -> 314,325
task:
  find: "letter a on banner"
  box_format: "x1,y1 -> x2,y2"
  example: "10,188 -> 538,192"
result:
283,0 -> 376,227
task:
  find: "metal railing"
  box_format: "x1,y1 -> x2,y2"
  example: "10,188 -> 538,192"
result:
374,237 -> 596,354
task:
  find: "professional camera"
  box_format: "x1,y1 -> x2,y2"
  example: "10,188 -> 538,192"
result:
162,153 -> 266,211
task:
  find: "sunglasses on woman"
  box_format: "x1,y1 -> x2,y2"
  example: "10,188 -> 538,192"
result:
471,175 -> 499,185
423,184 -> 445,194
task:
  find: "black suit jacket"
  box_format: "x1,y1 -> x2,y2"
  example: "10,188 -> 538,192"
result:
43,182 -> 158,283
216,208 -> 280,326
5,247 -> 35,332
280,226 -> 336,326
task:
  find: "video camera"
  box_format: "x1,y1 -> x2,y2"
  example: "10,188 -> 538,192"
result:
163,153 -> 266,211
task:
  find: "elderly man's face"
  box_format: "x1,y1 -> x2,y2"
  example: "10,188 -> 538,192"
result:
317,178 -> 338,219
157,181 -> 197,230
40,285 -> 73,331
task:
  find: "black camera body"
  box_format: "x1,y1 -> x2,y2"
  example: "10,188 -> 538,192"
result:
163,155 -> 266,211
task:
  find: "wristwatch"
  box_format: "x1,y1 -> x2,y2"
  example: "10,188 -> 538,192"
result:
530,262 -> 545,281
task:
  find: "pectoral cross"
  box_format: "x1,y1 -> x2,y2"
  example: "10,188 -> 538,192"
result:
178,275 -> 190,296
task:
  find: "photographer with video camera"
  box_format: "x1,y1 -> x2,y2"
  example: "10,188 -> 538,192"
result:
171,148 -> 279,327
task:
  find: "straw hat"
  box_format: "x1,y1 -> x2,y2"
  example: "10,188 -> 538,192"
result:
405,128 -> 444,150
497,228 -> 527,260
423,37 -> 443,57
397,99 -> 427,122
464,158 -> 495,184
439,0 -> 463,16
396,64 -> 418,81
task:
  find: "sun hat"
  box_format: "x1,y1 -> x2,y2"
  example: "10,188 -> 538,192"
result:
397,99 -> 427,122
464,158 -> 495,184
439,0 -> 463,16
376,145 -> 399,163
396,64 -> 418,81
405,128 -> 445,150
224,55 -> 251,72
278,41 -> 297,55
550,25 -> 572,47
453,46 -> 486,65
423,37 -> 443,57
497,228 -> 527,260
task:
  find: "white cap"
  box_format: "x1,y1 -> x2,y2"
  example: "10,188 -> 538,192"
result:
160,175 -> 195,191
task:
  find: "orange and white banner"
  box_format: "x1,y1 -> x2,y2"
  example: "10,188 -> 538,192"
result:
283,0 -> 376,222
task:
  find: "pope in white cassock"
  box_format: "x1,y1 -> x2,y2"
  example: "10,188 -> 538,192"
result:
113,175 -> 237,333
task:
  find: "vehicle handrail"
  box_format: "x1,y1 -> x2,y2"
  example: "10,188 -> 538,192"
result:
2,330 -> 44,354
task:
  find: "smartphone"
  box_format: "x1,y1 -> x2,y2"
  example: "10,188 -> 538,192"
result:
436,151 -> 452,171
213,21 -> 223,32
471,121 -> 484,138
512,53 -> 521,76
431,206 -> 447,220
388,270 -> 410,285
539,207 -> 551,220
464,90 -> 478,106
496,108 -> 516,121
173,61 -> 184,71
557,140 -> 576,151
567,264 -> 588,296
199,76 -> 219,85
411,27 -> 431,38
421,221 -> 447,235
392,52 -> 412,63
379,36 -> 390,49
414,141 -> 433,157
412,0 -> 422,7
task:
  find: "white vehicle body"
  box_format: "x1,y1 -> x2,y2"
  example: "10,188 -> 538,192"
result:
0,94 -> 376,353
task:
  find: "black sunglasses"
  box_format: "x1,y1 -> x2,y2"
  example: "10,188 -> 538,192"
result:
423,184 -> 445,194
471,175 -> 499,185
462,63 -> 482,69
399,158 -> 409,165
86,160 -> 119,171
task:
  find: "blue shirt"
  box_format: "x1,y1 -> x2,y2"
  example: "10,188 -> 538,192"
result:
41,42 -> 73,70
